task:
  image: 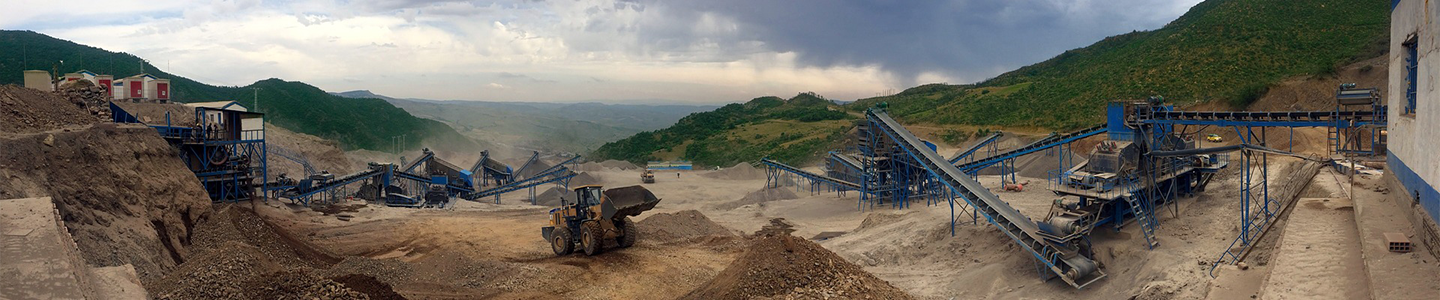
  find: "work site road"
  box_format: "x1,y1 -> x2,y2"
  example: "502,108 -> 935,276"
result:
257,204 -> 738,299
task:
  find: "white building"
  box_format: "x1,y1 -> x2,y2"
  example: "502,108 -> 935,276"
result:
184,101 -> 264,140
1389,0 -> 1440,251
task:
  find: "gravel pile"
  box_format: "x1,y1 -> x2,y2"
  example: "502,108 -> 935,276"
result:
327,274 -> 406,300
256,271 -> 369,300
600,160 -> 639,170
318,256 -> 417,288
637,210 -> 736,243
151,242 -> 278,300
715,187 -> 799,210
682,219 -> 913,300
55,80 -> 112,121
0,84 -> 97,134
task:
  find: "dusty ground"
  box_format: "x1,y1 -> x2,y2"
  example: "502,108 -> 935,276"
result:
229,151 -> 1323,300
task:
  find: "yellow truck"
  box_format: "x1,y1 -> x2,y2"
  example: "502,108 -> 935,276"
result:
542,185 -> 662,255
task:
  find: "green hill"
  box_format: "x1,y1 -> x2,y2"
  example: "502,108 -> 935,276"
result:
852,0 -> 1389,129
592,92 -> 854,167
0,30 -> 470,151
597,0 -> 1390,166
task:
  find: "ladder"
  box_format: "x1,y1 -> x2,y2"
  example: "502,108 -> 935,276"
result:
1125,192 -> 1159,249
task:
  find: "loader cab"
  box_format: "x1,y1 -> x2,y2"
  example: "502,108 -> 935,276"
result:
574,185 -> 604,207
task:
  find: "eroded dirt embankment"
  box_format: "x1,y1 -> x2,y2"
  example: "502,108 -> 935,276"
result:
0,85 -> 213,286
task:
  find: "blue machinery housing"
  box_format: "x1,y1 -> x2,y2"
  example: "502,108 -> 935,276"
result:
111,102 -> 581,207
761,86 -> 1386,289
112,103 -> 268,201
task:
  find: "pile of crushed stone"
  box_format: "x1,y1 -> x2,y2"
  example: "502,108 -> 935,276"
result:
702,162 -> 766,180
600,160 -> 639,170
533,186 -> 569,206
569,172 -> 601,186
682,219 -> 913,300
327,274 -> 406,300
0,84 -> 97,134
715,187 -> 799,210
637,210 -> 736,243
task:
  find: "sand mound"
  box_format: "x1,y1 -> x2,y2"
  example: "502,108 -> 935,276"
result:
515,161 -> 553,179
569,172 -> 601,186
0,85 -> 98,134
533,186 -> 570,206
600,160 -> 638,170
575,161 -> 606,172
702,162 -> 765,180
638,210 -> 737,243
682,219 -> 913,300
715,187 -> 799,210
857,211 -> 914,231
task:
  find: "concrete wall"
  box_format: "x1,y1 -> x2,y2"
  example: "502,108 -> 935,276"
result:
22,70 -> 52,92
1389,0 -> 1440,229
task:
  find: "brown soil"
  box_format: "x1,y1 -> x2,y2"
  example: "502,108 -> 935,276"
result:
638,210 -> 738,243
255,270 -> 368,300
683,219 -> 913,300
328,274 -> 407,300
0,123 -> 212,286
0,85 -> 96,134
266,124 -> 360,177
110,102 -> 196,125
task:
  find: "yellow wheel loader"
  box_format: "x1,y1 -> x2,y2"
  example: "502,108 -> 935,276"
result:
642,170 -> 656,183
543,185 -> 662,256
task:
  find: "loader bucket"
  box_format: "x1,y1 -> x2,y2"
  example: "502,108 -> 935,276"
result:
602,185 -> 662,219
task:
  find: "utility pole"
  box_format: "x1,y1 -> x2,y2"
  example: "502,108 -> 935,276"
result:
251,88 -> 261,113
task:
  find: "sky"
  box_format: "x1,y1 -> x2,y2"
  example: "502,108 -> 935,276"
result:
5,0 -> 1203,104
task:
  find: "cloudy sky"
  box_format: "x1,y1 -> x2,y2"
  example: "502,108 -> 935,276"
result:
5,0 -> 1201,104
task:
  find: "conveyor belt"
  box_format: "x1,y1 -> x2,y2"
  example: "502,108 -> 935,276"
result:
463,168 -> 575,200
955,125 -> 1107,173
760,158 -> 861,190
828,152 -> 864,173
1142,107 -> 1386,127
867,109 -> 1104,289
289,166 -> 389,199
948,132 -> 1002,163
402,151 -> 434,173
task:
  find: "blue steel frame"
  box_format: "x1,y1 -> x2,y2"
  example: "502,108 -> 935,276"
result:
112,104 -> 269,202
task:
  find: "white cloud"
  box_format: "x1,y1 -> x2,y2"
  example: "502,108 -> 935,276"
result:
6,0 -> 1200,104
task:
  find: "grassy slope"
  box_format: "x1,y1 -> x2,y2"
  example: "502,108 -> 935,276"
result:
851,0 -> 1389,130
591,92 -> 854,167
596,0 -> 1390,166
0,30 -> 470,151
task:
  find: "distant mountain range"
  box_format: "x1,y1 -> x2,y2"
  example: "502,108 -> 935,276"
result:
330,90 -> 718,153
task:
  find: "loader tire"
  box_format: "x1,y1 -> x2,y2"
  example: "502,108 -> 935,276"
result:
581,221 -> 603,256
552,226 -> 574,256
617,217 -> 638,248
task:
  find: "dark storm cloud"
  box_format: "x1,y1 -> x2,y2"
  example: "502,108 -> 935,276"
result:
627,0 -> 1198,84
